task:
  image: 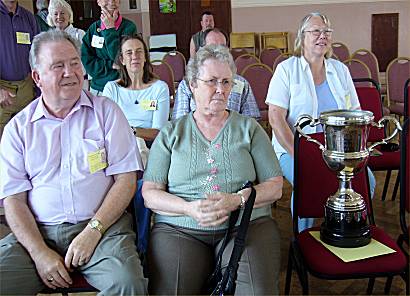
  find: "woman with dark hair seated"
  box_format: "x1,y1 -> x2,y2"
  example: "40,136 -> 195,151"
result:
103,35 -> 170,166
142,44 -> 282,295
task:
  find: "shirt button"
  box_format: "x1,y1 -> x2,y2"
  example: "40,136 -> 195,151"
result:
67,210 -> 72,214
63,164 -> 68,169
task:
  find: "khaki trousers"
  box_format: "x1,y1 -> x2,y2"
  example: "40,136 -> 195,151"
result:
0,76 -> 35,138
148,216 -> 281,295
0,213 -> 148,295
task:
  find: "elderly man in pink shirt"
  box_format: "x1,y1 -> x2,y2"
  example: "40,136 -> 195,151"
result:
0,30 -> 147,295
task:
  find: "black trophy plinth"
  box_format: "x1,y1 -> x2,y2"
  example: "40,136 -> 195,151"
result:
320,205 -> 371,248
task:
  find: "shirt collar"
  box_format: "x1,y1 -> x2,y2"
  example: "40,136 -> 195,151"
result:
301,55 -> 336,75
31,91 -> 93,122
100,14 -> 123,31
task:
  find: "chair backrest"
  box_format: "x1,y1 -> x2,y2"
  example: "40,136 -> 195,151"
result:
405,78 -> 410,119
386,57 -> 410,105
151,60 -> 175,96
355,81 -> 385,141
260,32 -> 289,53
351,49 -> 380,85
331,42 -> 350,62
344,59 -> 372,87
241,63 -> 273,121
230,48 -> 249,61
331,52 -> 340,61
259,47 -> 282,70
230,32 -> 257,55
272,52 -> 292,73
163,51 -> 186,83
293,131 -> 372,235
399,119 -> 409,237
235,53 -> 261,75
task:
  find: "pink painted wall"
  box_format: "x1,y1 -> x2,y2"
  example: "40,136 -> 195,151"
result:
232,1 -> 410,57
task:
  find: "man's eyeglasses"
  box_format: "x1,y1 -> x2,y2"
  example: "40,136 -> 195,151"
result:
303,28 -> 334,37
196,78 -> 235,89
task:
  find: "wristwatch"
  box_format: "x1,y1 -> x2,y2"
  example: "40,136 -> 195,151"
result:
88,218 -> 105,235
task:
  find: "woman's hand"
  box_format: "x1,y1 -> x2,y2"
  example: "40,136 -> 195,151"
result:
186,193 -> 241,227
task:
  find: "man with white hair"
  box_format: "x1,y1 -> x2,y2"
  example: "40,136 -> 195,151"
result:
174,28 -> 260,120
0,30 -> 147,295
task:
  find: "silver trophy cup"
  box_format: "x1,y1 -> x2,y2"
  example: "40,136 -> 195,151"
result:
295,110 -> 401,247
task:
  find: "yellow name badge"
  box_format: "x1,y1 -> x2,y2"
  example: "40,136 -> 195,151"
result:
87,148 -> 108,174
345,94 -> 352,109
16,32 -> 31,44
140,99 -> 158,111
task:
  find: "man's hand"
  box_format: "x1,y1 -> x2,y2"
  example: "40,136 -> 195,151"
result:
0,88 -> 16,108
64,227 -> 101,269
100,8 -> 118,29
32,247 -> 72,289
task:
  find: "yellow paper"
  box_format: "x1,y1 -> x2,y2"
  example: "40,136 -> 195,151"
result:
16,32 -> 31,44
140,99 -> 157,111
310,231 -> 396,262
345,93 -> 352,109
87,148 -> 107,174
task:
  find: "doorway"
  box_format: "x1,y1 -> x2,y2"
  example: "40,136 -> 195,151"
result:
371,13 -> 399,72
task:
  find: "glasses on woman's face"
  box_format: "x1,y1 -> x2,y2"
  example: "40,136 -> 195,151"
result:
122,49 -> 145,59
196,78 -> 235,89
304,28 -> 334,37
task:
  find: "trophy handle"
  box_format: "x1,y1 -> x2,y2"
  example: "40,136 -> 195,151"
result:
294,115 -> 325,150
368,116 -> 402,151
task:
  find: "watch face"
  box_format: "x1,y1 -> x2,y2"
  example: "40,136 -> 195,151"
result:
91,220 -> 98,227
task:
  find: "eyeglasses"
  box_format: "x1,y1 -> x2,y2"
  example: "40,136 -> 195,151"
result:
122,49 -> 144,58
303,28 -> 334,37
196,78 -> 235,89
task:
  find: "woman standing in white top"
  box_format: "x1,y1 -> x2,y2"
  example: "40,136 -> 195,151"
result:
265,12 -> 375,231
47,0 -> 85,43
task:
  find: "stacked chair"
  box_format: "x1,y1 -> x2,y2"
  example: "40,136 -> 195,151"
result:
385,57 -> 410,116
331,42 -> 350,63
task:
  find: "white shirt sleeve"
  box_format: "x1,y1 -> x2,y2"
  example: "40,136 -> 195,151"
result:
265,62 -> 291,110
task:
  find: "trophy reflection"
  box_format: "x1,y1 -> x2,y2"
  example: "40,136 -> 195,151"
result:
295,110 -> 401,247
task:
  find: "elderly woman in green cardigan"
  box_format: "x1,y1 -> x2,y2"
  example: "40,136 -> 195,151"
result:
142,45 -> 283,295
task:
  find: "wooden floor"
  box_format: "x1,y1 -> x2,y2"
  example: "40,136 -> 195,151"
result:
1,170 -> 408,296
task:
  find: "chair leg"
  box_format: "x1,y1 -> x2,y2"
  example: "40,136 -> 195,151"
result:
367,277 -> 375,294
384,276 -> 393,294
284,246 -> 293,295
391,172 -> 400,201
381,171 -> 392,201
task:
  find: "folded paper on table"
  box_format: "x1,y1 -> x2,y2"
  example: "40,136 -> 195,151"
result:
310,231 -> 396,262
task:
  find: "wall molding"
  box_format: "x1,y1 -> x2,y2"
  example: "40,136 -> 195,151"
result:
232,0 -> 402,8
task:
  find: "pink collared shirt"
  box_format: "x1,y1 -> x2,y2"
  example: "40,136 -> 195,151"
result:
100,14 -> 123,31
0,91 -> 142,225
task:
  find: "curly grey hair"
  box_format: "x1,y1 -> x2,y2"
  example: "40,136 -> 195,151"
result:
293,12 -> 333,59
185,44 -> 236,84
29,29 -> 80,71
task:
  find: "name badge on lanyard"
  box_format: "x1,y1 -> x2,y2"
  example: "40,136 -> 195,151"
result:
16,32 -> 31,44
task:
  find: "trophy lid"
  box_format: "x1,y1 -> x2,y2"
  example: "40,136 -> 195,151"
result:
319,109 -> 374,126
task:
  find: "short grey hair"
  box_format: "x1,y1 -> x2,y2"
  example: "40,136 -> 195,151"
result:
186,44 -> 236,84
293,12 -> 333,59
29,29 -> 80,70
47,0 -> 74,26
36,0 -> 49,10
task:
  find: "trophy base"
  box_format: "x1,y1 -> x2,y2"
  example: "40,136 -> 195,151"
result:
320,207 -> 371,248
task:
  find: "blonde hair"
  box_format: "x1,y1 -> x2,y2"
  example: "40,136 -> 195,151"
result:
293,12 -> 333,59
47,0 -> 73,27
